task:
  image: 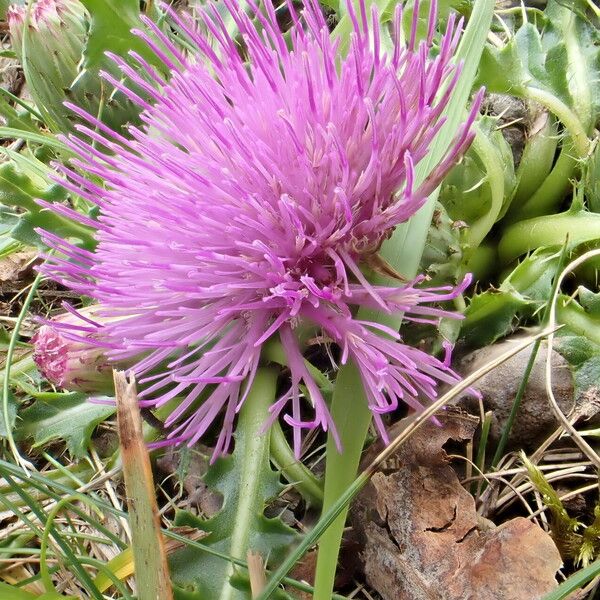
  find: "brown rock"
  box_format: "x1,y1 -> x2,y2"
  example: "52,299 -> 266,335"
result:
352,412 -> 562,600
456,339 -> 575,450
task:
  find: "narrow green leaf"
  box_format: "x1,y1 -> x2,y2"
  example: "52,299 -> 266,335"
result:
0,152 -> 95,249
0,582 -> 37,600
542,559 -> 600,600
0,127 -> 67,150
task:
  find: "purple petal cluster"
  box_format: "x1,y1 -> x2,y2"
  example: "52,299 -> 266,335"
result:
39,0 -> 481,456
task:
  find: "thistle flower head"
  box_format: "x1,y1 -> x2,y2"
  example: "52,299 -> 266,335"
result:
8,0 -> 86,39
39,0 -> 481,456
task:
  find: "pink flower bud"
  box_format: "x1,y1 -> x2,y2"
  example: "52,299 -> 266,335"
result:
32,307 -> 114,394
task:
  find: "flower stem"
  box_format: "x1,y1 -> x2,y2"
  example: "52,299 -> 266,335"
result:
270,421 -> 324,508
508,139 -> 578,222
313,365 -> 372,599
259,329 -> 552,600
219,366 -> 278,600
468,124 -> 507,248
524,87 -> 590,158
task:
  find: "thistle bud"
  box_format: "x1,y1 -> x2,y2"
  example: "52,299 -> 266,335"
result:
32,307 -> 114,394
8,0 -> 138,133
9,0 -> 87,132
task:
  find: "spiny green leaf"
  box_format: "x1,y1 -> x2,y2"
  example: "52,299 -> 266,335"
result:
78,0 -> 159,75
555,334 -> 600,366
461,247 -> 562,346
544,0 -> 600,129
0,153 -> 95,249
476,22 -> 571,107
16,393 -> 115,457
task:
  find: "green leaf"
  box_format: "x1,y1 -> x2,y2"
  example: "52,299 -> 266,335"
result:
74,0 -> 169,134
0,391 -> 18,438
0,583 -> 77,600
0,93 -> 39,133
577,286 -> 600,314
476,22 -> 572,108
419,203 -> 464,284
170,369 -> 298,600
461,247 -> 562,346
0,582 -> 37,600
16,393 -> 115,457
0,152 -> 95,249
499,207 -> 600,264
584,139 -> 600,213
555,334 -> 600,367
461,289 -> 531,347
78,0 -> 159,76
476,0 -> 599,158
544,0 -> 600,129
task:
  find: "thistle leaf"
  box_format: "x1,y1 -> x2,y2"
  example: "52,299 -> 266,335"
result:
16,393 -> 115,457
0,151 -> 95,249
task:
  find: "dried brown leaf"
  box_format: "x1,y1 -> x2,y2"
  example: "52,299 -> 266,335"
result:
352,410 -> 562,600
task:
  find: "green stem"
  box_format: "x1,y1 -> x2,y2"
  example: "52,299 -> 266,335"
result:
510,113 -> 558,209
490,341 -> 540,466
260,329 -> 551,600
219,367 -> 278,600
471,410 -> 492,495
498,210 -> 600,265
524,87 -> 590,157
3,272 -> 44,472
468,125 -> 507,248
40,494 -> 104,594
270,421 -> 324,508
263,337 -> 333,394
313,365 -> 372,599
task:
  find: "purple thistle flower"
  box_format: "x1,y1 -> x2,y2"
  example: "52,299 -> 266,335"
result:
38,0 -> 481,457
